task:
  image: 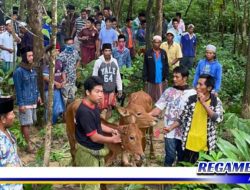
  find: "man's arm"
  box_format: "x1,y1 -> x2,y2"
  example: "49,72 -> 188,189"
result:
171,58 -> 181,65
13,33 -> 21,43
90,133 -> 121,144
71,27 -> 76,37
0,45 -> 13,53
163,121 -> 180,133
95,39 -> 100,58
198,93 -> 223,122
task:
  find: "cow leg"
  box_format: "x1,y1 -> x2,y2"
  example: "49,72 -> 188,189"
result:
105,151 -> 117,166
141,129 -> 147,152
149,127 -> 155,159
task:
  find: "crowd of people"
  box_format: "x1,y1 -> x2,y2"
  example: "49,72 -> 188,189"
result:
0,4 -> 224,190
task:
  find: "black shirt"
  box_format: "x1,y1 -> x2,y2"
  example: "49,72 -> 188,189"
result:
75,101 -> 104,150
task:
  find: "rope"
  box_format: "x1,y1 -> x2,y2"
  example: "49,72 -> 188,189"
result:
0,7 -> 44,41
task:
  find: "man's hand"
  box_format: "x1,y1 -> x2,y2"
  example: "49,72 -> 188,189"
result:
95,51 -> 100,58
19,106 -> 26,113
197,92 -> 206,104
8,49 -> 14,53
111,133 -> 121,143
38,97 -> 43,105
55,82 -> 62,89
163,126 -> 173,134
111,129 -> 118,135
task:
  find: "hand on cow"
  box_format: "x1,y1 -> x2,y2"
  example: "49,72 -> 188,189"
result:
111,133 -> 121,143
111,129 -> 118,135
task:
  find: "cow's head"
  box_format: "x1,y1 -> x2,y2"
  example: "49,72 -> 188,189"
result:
117,104 -> 158,128
119,123 -> 145,160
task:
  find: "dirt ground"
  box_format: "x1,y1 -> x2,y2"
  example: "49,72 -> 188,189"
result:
18,119 -> 166,190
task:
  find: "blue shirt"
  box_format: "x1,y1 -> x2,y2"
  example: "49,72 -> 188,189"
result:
99,27 -> 118,48
154,53 -> 163,84
181,32 -> 197,57
112,48 -> 131,68
137,28 -> 146,46
169,28 -> 182,44
193,59 -> 222,92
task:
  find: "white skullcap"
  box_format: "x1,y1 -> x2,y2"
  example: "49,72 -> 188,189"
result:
153,35 -> 162,42
166,29 -> 175,36
206,44 -> 216,53
19,22 -> 27,28
6,20 -> 12,25
188,24 -> 194,28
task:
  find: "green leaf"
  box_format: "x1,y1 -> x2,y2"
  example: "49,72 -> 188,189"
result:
7,78 -> 14,85
217,138 -> 240,161
231,129 -> 250,161
0,69 -> 4,77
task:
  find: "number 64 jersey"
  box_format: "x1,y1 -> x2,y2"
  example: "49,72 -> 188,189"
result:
92,55 -> 122,93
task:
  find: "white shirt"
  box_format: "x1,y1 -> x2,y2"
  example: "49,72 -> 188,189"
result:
155,87 -> 196,140
0,31 -> 18,62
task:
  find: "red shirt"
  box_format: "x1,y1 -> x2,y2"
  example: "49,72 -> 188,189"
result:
78,28 -> 98,48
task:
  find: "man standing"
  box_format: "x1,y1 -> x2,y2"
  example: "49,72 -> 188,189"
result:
132,12 -> 146,34
58,37 -> 80,106
43,46 -> 65,124
0,97 -> 23,190
71,9 -> 88,52
112,34 -> 131,68
75,76 -> 121,190
160,30 -> 182,70
193,45 -> 222,95
165,74 -> 223,164
150,66 -> 196,166
92,43 -> 122,117
143,35 -> 169,102
168,12 -> 185,33
0,20 -> 21,72
121,18 -> 136,58
180,24 -> 197,70
99,17 -> 118,48
13,50 -> 41,153
78,17 -> 99,65
168,18 -> 182,44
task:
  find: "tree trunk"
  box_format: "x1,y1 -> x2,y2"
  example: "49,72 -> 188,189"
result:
242,32 -> 250,118
27,0 -> 45,121
206,0 -> 212,38
19,0 -> 26,21
219,0 -> 226,47
43,0 -> 57,166
100,0 -> 107,10
127,0 -> 133,18
184,0 -> 193,17
110,0 -> 124,23
241,0 -> 249,55
0,0 -> 5,25
10,21 -> 16,69
145,0 -> 154,50
154,0 -> 163,36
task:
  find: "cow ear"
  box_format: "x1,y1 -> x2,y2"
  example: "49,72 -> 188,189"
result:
130,115 -> 136,123
117,107 -> 130,117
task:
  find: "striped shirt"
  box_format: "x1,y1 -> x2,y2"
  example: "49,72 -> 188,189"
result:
75,17 -> 86,34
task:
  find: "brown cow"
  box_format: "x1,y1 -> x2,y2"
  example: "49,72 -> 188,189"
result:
117,90 -> 157,158
65,99 -> 145,166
